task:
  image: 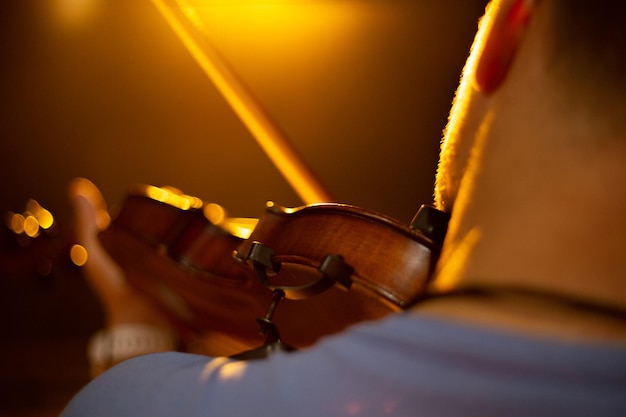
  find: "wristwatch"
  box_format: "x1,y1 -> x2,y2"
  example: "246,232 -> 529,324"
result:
87,323 -> 177,376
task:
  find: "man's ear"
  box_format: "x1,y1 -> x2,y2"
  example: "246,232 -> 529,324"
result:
475,0 -> 535,94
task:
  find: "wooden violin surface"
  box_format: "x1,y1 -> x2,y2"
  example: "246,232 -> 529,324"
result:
98,185 -> 447,354
233,202 -> 445,346
98,186 -> 271,354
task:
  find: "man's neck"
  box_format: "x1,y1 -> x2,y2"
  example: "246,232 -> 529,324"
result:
423,111 -> 626,342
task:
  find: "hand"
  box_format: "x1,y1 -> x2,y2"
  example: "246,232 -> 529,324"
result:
68,178 -> 256,361
68,178 -> 175,330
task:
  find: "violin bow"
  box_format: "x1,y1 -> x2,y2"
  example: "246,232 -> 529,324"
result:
151,0 -> 334,205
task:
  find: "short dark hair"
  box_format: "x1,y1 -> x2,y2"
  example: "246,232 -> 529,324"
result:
546,1 -> 626,123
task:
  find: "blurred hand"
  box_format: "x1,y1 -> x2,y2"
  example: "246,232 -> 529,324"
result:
68,178 -> 174,330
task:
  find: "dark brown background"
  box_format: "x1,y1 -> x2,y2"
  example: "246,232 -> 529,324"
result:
0,1 -> 486,415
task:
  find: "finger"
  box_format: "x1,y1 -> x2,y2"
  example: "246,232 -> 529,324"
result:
67,177 -> 110,238
68,178 -> 127,297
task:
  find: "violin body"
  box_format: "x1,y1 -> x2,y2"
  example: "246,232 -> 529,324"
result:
99,185 -> 446,354
234,201 -> 444,347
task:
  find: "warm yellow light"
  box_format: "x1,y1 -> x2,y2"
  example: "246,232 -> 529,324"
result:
26,199 -> 54,230
177,0 -> 361,39
152,0 -> 356,204
25,200 -> 40,215
70,244 -> 89,266
203,202 -> 226,224
174,0 -> 363,75
53,0 -> 101,29
202,204 -> 258,238
221,217 -> 258,239
23,214 -> 40,238
200,357 -> 247,382
429,228 -> 482,294
71,178 -> 111,230
218,361 -> 247,381
95,209 -> 111,231
145,185 -> 204,210
37,208 -> 54,230
7,212 -> 25,234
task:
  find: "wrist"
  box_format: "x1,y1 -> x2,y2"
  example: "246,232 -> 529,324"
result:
87,323 -> 177,377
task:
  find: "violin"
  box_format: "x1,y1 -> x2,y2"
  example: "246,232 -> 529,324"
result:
96,3 -> 450,356
98,184 -> 448,355
98,185 -> 271,353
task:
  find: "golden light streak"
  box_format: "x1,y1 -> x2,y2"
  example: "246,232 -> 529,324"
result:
144,185 -> 204,210
203,204 -> 258,238
221,217 -> 258,239
151,0 -> 335,205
